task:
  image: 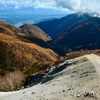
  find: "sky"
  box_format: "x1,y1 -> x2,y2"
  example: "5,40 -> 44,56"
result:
0,0 -> 100,14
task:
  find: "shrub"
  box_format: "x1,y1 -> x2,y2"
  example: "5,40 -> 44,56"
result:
7,68 -> 15,72
54,57 -> 65,66
0,70 -> 5,76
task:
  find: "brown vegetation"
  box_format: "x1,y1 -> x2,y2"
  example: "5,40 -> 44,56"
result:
66,49 -> 100,60
0,70 -> 25,91
0,33 -> 57,73
0,22 -> 58,91
0,20 -> 51,41
21,24 -> 51,41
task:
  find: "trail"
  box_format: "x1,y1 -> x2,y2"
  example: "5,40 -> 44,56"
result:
0,54 -> 100,100
86,54 -> 100,76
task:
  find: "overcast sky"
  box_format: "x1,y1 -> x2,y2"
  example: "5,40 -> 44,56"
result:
0,0 -> 100,13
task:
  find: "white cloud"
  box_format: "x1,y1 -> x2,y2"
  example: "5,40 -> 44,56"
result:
55,0 -> 100,14
0,0 -> 100,13
55,0 -> 81,10
33,0 -> 57,9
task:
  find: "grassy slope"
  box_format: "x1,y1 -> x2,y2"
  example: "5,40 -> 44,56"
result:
0,25 -> 58,91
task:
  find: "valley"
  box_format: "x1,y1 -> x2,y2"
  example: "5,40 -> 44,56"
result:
0,3 -> 100,100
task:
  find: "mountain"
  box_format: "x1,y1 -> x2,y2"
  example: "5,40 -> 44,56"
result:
20,24 -> 51,41
1,54 -> 100,100
55,17 -> 100,50
36,12 -> 91,38
0,20 -> 68,56
0,21 -> 58,91
0,20 -> 22,33
19,35 -> 69,56
0,20 -> 51,41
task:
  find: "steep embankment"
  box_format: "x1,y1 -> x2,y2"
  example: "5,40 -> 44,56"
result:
0,54 -> 100,100
0,23 -> 58,91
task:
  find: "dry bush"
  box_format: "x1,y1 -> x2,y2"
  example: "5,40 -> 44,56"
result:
66,50 -> 88,60
40,62 -> 51,71
0,70 -> 25,91
54,57 -> 65,66
0,25 -> 58,91
66,49 -> 100,60
0,33 -> 58,71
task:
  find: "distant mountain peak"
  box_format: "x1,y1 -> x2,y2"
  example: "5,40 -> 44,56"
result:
76,10 -> 100,17
55,17 -> 100,50
20,24 -> 51,41
36,12 -> 91,38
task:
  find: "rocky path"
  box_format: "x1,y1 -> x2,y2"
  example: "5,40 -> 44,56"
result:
0,54 -> 100,100
87,54 -> 100,76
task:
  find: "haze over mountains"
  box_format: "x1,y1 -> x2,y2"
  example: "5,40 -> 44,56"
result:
0,7 -> 67,26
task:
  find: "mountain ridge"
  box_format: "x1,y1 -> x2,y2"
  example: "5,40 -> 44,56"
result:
0,20 -> 51,42
36,12 -> 91,38
55,17 -> 100,50
20,24 -> 51,41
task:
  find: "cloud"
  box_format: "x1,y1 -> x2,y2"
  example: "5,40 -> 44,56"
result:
33,0 -> 56,9
55,0 -> 100,14
0,0 -> 100,13
55,0 -> 81,10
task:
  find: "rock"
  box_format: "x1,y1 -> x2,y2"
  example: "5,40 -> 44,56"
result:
31,92 -> 35,94
63,90 -> 65,92
25,73 -> 45,88
41,75 -> 54,84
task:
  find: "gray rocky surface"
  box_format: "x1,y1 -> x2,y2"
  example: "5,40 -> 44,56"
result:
0,54 -> 100,100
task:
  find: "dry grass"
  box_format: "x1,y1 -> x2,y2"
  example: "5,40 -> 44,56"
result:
0,70 -> 25,91
0,25 -> 15,36
0,20 -> 22,34
21,24 -> 51,41
0,33 -> 58,75
0,26 -> 58,91
66,49 -> 100,60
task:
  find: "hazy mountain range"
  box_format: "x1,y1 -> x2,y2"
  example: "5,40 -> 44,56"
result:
36,12 -> 90,38
36,12 -> 100,51
0,8 -> 67,26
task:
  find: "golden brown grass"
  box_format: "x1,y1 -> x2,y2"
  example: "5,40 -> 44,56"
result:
0,21 -> 58,91
0,25 -> 15,36
0,20 -> 22,34
66,49 -> 100,60
21,24 -> 51,41
0,33 -> 58,74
